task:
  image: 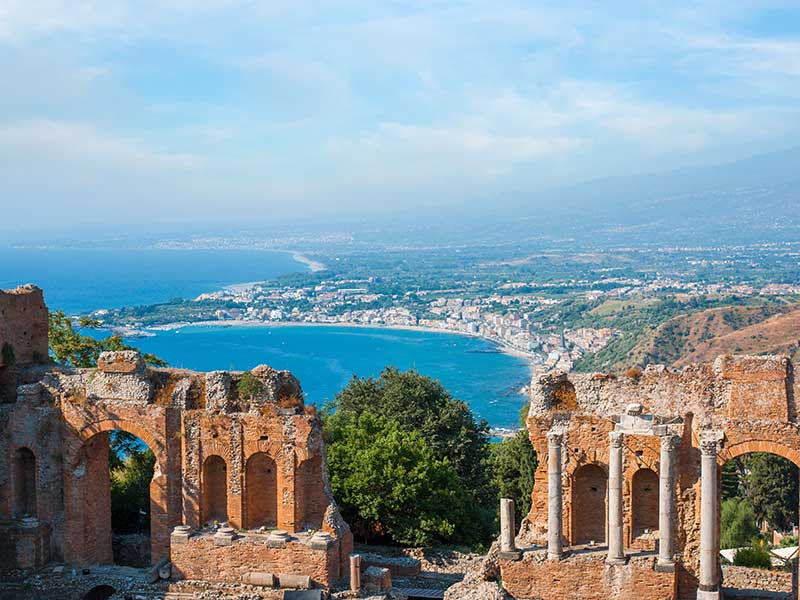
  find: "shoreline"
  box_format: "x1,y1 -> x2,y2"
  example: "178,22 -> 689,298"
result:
140,319 -> 536,370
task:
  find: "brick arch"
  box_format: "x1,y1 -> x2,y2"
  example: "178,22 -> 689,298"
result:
719,439 -> 800,468
76,418 -> 166,472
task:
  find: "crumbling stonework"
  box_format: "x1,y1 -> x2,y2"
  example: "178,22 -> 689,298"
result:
494,355 -> 800,600
0,288 -> 353,596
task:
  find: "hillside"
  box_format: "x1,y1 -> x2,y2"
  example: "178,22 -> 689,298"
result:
574,300 -> 800,373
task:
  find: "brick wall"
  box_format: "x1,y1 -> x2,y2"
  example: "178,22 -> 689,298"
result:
0,285 -> 48,368
500,550 -> 676,600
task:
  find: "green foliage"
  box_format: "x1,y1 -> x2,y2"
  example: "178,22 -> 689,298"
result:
109,431 -> 155,534
237,371 -> 265,400
746,453 -> 798,530
491,429 -> 537,524
733,542 -> 772,569
1,342 -> 15,365
325,367 -> 495,545
721,498 -> 759,549
325,410 -> 474,546
48,310 -> 167,368
779,535 -> 798,548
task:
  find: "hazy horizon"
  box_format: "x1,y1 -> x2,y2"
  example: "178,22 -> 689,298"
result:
2,1 -> 800,237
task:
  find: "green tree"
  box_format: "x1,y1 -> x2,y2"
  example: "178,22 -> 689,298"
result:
327,368 -> 494,521
109,432 -> 155,534
491,403 -> 537,524
721,497 -> 759,549
48,310 -> 166,368
325,409 -> 474,546
746,453 -> 798,530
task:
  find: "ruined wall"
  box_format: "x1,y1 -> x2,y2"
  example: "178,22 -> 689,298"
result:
0,288 -> 352,590
0,285 -> 48,369
504,355 -> 800,600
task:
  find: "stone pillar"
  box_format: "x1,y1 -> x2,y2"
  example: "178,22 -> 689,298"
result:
350,554 -> 361,593
547,431 -> 563,560
698,433 -> 722,600
658,434 -> 679,568
500,498 -> 521,559
606,431 -> 625,565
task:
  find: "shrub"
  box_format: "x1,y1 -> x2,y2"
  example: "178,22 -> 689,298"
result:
237,371 -> 265,401
721,498 -> 759,549
733,544 -> 772,569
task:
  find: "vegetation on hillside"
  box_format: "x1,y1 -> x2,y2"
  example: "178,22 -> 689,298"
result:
109,431 -> 155,534
490,404 -> 537,524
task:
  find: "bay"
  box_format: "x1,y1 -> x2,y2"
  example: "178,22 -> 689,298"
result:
130,324 -> 530,430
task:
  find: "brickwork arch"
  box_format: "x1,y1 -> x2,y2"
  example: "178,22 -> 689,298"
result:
76,418 -> 166,474
719,439 -> 800,468
630,468 -> 658,538
202,455 -> 228,524
13,446 -> 37,518
245,452 -> 278,529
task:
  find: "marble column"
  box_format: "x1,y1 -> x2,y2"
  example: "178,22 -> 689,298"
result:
697,433 -> 721,600
658,434 -> 679,567
606,431 -> 625,564
350,554 -> 361,592
547,431 -> 563,560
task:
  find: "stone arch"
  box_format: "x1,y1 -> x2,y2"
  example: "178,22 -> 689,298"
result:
720,439 -> 800,468
77,419 -> 166,474
245,452 -> 278,529
202,455 -> 228,524
552,380 -> 577,411
81,585 -> 116,600
631,468 -> 659,538
65,423 -> 168,566
13,447 -> 37,518
571,463 -> 607,545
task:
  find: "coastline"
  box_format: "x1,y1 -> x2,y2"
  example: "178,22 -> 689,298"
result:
141,319 -> 536,369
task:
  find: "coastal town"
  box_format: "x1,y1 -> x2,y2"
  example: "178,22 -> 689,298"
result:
96,262 -> 800,379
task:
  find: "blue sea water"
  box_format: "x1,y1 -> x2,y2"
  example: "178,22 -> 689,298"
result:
131,325 -> 530,429
0,247 -> 301,313
1,246 -> 530,428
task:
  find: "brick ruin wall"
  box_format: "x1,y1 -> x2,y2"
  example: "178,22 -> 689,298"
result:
497,354 -> 800,600
0,286 -> 48,403
0,288 -> 353,592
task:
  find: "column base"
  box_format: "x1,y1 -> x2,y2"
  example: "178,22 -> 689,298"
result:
696,590 -> 720,600
499,550 -> 522,561
655,559 -> 675,572
547,552 -> 563,561
605,556 -> 627,566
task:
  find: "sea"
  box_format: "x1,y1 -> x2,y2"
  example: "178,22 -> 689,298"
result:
0,246 -> 530,429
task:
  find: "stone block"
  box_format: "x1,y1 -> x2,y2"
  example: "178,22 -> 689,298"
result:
278,573 -> 311,589
363,566 -> 391,593
97,350 -> 144,374
213,527 -> 236,546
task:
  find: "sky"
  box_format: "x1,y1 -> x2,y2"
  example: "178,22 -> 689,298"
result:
1,1 -> 799,236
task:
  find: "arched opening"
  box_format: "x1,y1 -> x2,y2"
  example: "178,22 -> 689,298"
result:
245,452 -> 277,529
552,380 -> 577,411
631,468 -> 659,541
81,585 -> 116,600
75,430 -> 157,567
296,455 -> 327,530
13,447 -> 37,518
202,455 -> 228,524
571,464 -> 607,545
719,450 -> 798,596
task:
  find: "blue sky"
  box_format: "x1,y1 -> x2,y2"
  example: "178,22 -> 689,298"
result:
1,1 -> 799,234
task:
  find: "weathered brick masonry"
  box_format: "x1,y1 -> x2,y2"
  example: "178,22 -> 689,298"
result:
496,355 -> 800,600
0,286 -> 352,592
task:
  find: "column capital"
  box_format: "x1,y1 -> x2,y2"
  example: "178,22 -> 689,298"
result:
660,434 -> 681,452
609,430 -> 624,448
547,430 -> 563,446
699,431 -> 724,457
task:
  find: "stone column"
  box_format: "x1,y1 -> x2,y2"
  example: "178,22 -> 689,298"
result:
658,434 -> 679,567
606,431 -> 625,564
500,498 -> 521,559
547,431 -> 563,560
698,433 -> 722,600
350,554 -> 361,593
